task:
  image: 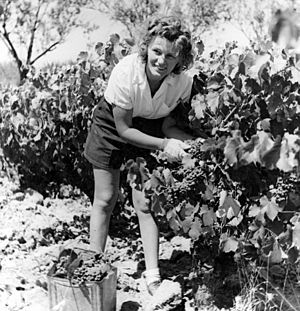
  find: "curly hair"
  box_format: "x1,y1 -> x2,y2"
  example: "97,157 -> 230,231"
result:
138,16 -> 194,74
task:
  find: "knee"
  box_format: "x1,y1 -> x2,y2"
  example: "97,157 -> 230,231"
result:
93,190 -> 117,214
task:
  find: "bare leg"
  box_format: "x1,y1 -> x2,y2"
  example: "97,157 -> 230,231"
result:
90,168 -> 120,252
132,188 -> 159,270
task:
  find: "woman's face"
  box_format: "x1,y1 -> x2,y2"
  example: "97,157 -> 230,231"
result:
146,36 -> 180,83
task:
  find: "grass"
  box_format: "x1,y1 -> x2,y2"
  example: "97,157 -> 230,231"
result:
232,259 -> 300,311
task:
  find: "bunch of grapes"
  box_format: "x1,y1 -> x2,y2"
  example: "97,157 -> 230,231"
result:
166,164 -> 206,208
71,255 -> 111,285
52,251 -> 112,286
273,173 -> 300,203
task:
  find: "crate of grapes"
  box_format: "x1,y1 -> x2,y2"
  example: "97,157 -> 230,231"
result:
47,246 -> 117,311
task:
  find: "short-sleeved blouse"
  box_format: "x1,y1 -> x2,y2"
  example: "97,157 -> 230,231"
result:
104,53 -> 193,119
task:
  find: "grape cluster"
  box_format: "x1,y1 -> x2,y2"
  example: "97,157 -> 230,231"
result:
273,174 -> 300,203
185,139 -> 205,159
71,258 -> 111,285
53,251 -> 112,286
168,165 -> 205,206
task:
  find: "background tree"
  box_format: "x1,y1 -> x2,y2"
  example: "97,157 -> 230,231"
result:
87,0 -> 180,39
219,0 -> 300,43
0,0 -> 95,82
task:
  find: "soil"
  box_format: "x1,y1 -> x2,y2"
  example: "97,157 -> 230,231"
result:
0,175 -> 242,311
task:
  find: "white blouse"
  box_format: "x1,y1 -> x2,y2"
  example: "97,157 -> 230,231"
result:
104,53 -> 193,119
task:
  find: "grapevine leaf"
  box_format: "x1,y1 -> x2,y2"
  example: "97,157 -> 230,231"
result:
257,118 -> 271,132
227,207 -> 236,219
245,78 -> 261,94
292,222 -> 300,249
219,190 -> 227,207
222,196 -> 240,218
288,191 -> 300,207
207,75 -> 222,90
182,217 -> 193,233
206,91 -> 219,114
203,182 -> 217,200
223,237 -> 239,253
258,62 -> 270,85
95,42 -> 104,55
262,238 -> 275,256
67,257 -> 83,278
191,95 -> 206,119
216,208 -> 227,219
260,196 -> 280,221
224,131 -> 243,165
180,203 -> 196,217
267,92 -> 282,116
239,134 -> 260,164
250,226 -> 265,248
33,129 -> 42,142
242,51 -> 256,69
195,40 -> 204,56
257,131 -> 275,164
267,220 -> 284,236
261,135 -> 281,169
288,246 -> 299,264
182,154 -> 196,169
276,133 -> 300,172
167,211 -> 181,233
77,51 -> 89,62
227,53 -> 239,68
150,173 -> 164,189
151,193 -> 165,216
202,210 -> 217,226
248,54 -> 270,79
189,217 -> 202,240
228,213 -> 243,226
269,240 -> 285,264
199,205 -> 209,215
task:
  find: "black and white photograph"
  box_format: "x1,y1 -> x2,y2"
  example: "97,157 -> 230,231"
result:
1,0 -> 300,310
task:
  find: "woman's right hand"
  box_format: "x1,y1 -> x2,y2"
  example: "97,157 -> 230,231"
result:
161,138 -> 190,162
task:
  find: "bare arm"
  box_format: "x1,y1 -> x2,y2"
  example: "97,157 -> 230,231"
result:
113,105 -> 164,150
162,115 -> 194,141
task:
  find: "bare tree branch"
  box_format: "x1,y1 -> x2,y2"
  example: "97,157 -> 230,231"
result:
1,21 -> 22,70
26,0 -> 42,64
30,41 -> 60,65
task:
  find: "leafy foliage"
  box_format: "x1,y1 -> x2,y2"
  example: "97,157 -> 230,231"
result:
1,30 -> 300,292
128,41 -> 300,270
0,39 -> 129,200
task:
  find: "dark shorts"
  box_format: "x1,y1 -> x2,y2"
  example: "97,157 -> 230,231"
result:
84,97 -> 164,170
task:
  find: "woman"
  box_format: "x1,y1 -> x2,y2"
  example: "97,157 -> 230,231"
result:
84,16 -> 194,295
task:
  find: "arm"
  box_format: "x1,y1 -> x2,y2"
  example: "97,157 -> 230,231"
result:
113,104 -> 164,150
162,115 -> 194,141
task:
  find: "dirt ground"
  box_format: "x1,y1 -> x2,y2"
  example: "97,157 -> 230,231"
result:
0,176 -> 241,311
